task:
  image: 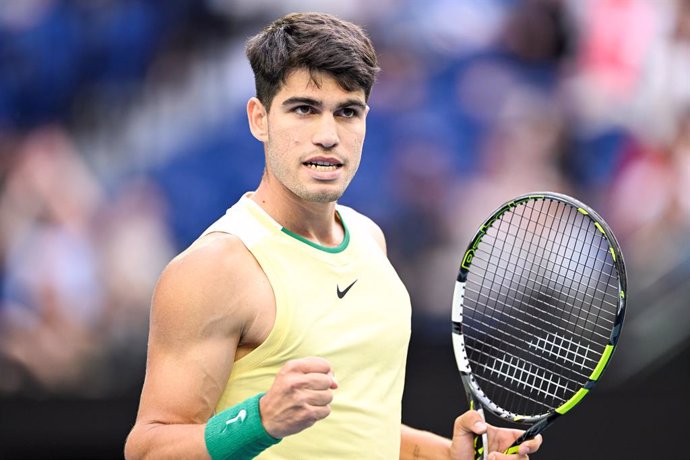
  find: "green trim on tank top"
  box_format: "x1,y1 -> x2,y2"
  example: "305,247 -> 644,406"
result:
279,211 -> 350,253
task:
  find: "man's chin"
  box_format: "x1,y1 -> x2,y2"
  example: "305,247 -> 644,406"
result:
299,188 -> 344,203
307,193 -> 343,203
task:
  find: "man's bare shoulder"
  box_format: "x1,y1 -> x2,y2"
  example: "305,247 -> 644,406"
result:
167,232 -> 256,291
179,231 -> 253,267
151,232 -> 266,342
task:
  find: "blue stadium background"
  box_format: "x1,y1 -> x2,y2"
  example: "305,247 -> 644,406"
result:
1,1 -> 689,458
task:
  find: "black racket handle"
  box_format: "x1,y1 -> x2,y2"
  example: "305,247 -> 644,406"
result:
503,416 -> 552,454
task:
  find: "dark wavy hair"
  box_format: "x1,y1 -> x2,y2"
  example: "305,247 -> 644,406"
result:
246,12 -> 379,109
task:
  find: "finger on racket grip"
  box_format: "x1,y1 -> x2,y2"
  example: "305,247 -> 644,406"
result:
454,406 -> 489,460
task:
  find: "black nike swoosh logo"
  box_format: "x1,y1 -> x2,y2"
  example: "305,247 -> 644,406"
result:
337,279 -> 358,299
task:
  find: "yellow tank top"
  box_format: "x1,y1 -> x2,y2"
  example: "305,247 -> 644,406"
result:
201,194 -> 411,459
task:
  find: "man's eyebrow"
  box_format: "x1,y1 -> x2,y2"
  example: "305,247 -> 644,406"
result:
338,99 -> 367,110
281,97 -> 367,110
282,96 -> 321,107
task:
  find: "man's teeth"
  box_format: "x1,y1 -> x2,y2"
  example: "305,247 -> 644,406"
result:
305,161 -> 340,170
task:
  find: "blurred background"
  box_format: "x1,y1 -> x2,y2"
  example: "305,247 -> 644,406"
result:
1,0 -> 688,458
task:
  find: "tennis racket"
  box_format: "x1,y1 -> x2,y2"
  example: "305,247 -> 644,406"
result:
451,192 -> 626,459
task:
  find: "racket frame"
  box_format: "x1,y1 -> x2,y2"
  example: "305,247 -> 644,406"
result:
451,192 -> 627,457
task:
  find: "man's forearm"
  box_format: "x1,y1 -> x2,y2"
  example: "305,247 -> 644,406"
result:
125,422 -> 208,460
400,424 -> 452,460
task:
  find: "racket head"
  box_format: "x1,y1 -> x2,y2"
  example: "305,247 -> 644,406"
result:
452,192 -> 626,424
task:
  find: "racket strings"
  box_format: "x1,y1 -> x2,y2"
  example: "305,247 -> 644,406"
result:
556,202 -> 615,341
464,294 -> 602,373
469,220 -> 619,321
471,352 -> 572,410
472,212 -> 619,300
468,333 -> 588,390
463,198 -> 621,417
467,203 -> 615,352
503,198 -> 577,413
474,201 -> 617,332
464,257 -> 617,336
466,256 -> 616,338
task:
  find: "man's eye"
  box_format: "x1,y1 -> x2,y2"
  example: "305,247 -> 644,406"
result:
294,106 -> 313,115
340,108 -> 356,118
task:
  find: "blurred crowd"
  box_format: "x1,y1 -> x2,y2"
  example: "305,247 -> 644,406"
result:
1,0 -> 689,397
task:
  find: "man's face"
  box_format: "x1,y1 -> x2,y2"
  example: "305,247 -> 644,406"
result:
256,68 -> 368,203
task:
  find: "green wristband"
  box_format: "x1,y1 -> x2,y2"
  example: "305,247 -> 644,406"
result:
204,392 -> 281,460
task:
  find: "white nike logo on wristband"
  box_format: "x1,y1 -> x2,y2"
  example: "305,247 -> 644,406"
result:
225,409 -> 247,426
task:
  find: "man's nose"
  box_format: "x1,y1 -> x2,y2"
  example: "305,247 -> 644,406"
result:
312,114 -> 339,149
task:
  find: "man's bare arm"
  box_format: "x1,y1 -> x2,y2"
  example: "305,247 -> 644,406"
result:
125,235 -> 261,459
124,233 -> 339,459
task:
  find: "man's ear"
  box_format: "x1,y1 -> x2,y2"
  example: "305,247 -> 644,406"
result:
247,97 -> 268,142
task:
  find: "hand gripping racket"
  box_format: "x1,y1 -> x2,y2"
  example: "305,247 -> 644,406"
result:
451,192 -> 626,459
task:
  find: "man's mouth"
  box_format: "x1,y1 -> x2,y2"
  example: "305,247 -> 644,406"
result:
303,160 -> 343,171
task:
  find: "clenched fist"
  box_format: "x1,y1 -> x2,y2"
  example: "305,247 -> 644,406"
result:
259,357 -> 338,439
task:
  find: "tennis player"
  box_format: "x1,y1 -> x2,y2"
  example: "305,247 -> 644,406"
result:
124,12 -> 542,460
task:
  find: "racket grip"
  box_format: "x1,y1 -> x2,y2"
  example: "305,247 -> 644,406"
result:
505,431 -> 530,454
503,444 -> 521,456
503,418 -> 548,455
464,388 -> 489,460
473,431 -> 488,460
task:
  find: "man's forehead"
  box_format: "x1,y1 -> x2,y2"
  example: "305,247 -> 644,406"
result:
278,68 -> 365,102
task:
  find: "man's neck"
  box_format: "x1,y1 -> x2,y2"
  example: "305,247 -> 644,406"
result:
250,184 -> 345,248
